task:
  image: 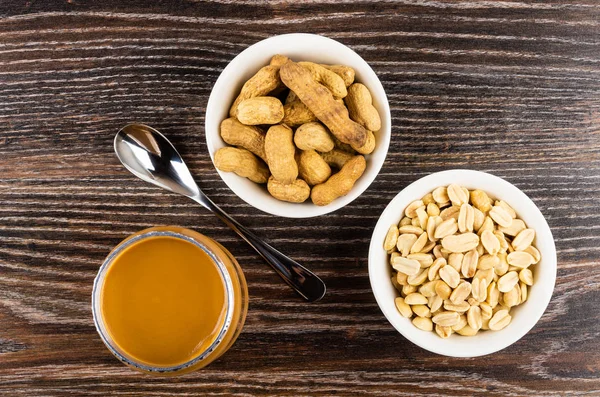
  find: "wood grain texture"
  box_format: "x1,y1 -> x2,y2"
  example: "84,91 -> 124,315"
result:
1,0 -> 600,395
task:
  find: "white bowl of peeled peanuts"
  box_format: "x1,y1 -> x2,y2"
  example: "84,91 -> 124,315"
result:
205,33 -> 391,218
368,169 -> 557,357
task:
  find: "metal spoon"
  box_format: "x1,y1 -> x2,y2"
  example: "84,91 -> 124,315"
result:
114,123 -> 326,302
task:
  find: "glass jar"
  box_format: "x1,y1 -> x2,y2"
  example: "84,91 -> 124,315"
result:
92,226 -> 248,375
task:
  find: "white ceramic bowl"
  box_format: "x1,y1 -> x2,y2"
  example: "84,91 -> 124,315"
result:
368,169 -> 557,357
205,33 -> 391,218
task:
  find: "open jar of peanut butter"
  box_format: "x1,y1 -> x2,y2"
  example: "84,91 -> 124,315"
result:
92,226 -> 248,375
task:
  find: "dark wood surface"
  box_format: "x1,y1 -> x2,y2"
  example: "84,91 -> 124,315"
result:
1,1 -> 600,395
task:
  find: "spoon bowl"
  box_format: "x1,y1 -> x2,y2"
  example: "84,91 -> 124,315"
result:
115,124 -> 200,198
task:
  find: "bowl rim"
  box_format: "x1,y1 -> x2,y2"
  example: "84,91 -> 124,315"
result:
368,169 -> 557,357
205,33 -> 391,218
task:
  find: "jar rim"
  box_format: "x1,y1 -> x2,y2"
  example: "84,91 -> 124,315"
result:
92,229 -> 235,373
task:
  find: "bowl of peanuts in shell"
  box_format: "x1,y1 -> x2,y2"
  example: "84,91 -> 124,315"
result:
205,33 -> 391,218
368,170 -> 556,357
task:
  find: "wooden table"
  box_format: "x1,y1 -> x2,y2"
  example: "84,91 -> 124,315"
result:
1,1 -> 599,396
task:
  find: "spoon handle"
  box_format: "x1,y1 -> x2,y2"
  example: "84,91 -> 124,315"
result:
192,194 -> 326,302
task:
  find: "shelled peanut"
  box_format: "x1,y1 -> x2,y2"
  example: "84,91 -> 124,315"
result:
214,54 -> 381,206
385,185 -> 540,338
